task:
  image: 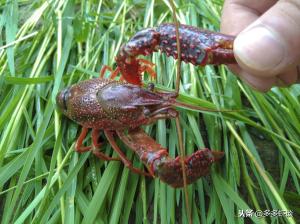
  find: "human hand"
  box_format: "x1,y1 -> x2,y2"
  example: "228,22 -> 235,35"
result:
221,0 -> 300,91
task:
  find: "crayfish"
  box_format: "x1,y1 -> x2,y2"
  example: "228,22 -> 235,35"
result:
101,23 -> 236,85
56,78 -> 224,187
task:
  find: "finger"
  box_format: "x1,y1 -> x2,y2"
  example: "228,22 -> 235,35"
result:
227,64 -> 288,91
238,71 -> 276,92
297,65 -> 300,83
221,0 -> 276,34
228,57 -> 299,88
276,67 -> 298,86
227,64 -> 241,76
234,0 -> 300,77
227,65 -> 275,91
227,64 -> 298,89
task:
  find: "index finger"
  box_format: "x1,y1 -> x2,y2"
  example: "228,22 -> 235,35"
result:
221,0 -> 276,35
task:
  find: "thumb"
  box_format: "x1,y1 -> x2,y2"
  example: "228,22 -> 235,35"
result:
234,0 -> 300,77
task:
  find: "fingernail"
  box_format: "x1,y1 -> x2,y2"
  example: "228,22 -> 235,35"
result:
234,26 -> 284,72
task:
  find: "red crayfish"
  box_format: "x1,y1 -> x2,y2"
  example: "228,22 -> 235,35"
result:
56,77 -> 224,187
100,23 -> 236,85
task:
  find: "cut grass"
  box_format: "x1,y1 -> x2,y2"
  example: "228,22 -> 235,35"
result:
0,0 -> 299,223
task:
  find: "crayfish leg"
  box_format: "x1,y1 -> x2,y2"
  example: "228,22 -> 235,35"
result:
138,59 -> 156,82
99,65 -> 113,78
75,127 -> 91,152
104,130 -> 152,177
91,129 -> 120,161
138,58 -> 155,67
92,150 -> 120,161
91,129 -> 102,148
99,65 -> 120,80
75,128 -> 119,161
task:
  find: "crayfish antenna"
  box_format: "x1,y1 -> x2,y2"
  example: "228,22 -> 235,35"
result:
173,100 -> 240,113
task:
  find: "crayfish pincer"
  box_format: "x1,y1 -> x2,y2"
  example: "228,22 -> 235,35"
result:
56,78 -> 224,187
112,23 -> 236,85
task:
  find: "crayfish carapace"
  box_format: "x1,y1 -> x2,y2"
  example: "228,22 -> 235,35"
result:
56,78 -> 224,187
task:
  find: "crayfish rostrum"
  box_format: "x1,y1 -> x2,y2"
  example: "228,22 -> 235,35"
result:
56,78 -> 224,187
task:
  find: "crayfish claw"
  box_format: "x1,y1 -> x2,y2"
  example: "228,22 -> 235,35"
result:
116,128 -> 224,188
153,149 -> 224,188
211,150 -> 225,162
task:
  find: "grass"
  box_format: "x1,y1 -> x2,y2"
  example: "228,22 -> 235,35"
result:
0,0 -> 300,223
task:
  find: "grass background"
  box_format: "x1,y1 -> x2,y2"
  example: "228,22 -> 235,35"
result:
0,0 -> 300,223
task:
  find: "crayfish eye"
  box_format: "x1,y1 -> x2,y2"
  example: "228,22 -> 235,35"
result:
143,107 -> 151,116
147,83 -> 155,92
62,88 -> 69,110
56,87 -> 70,111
